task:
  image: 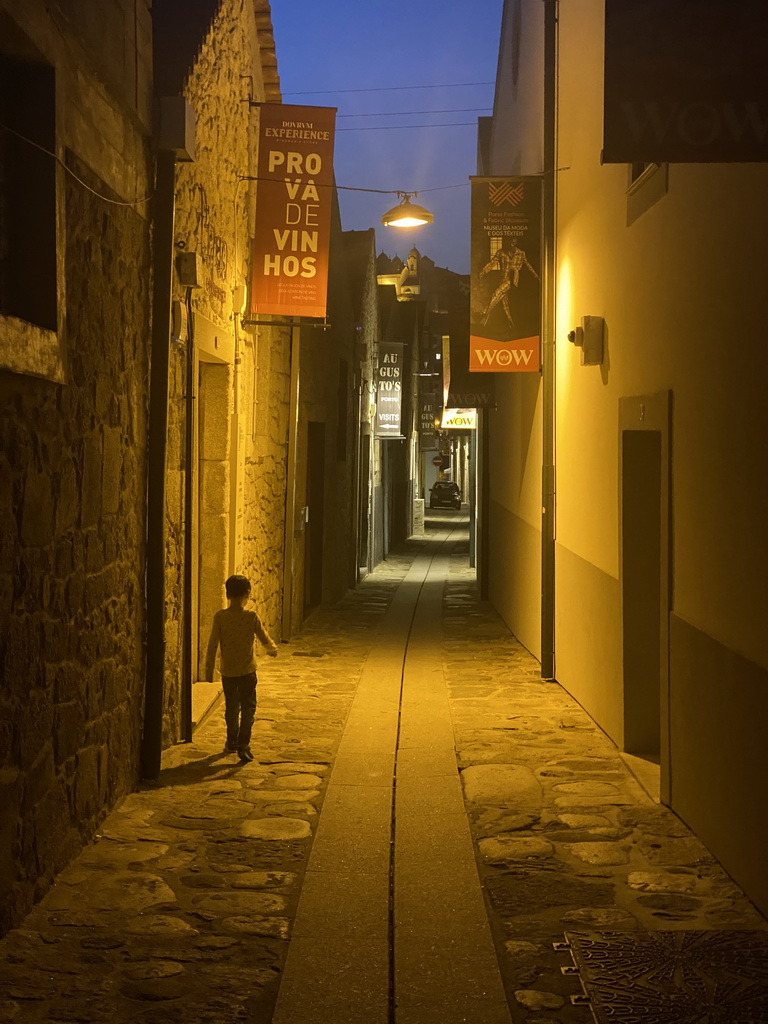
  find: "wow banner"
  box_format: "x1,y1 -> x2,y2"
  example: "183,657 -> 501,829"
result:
469,177 -> 542,372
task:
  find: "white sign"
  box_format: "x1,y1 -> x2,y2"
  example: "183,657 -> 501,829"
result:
375,342 -> 404,437
440,408 -> 477,430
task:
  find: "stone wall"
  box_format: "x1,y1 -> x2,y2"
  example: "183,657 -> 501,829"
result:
240,324 -> 291,637
316,215 -> 362,603
162,0 -> 287,719
0,0 -> 152,934
285,204 -> 361,630
343,230 -> 380,575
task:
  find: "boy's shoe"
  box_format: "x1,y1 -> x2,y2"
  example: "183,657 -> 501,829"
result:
223,743 -> 238,754
238,747 -> 254,763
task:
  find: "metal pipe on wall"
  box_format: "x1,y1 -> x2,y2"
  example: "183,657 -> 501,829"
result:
281,326 -> 301,640
540,0 -> 559,681
181,286 -> 195,744
141,148 -> 177,779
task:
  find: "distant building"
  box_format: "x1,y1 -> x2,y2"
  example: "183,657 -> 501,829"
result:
375,248 -> 483,543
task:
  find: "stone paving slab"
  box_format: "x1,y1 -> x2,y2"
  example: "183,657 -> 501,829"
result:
304,784 -> 392,876
272,934 -> 390,1024
290,869 -> 389,941
396,745 -> 458,778
327,751 -> 394,786
395,773 -> 467,818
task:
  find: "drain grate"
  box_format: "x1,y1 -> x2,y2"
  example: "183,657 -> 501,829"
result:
563,930 -> 768,1023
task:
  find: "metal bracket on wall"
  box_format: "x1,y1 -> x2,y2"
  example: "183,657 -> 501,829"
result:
240,316 -> 331,331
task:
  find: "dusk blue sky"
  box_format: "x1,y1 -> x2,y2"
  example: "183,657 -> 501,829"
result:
269,1 -> 503,274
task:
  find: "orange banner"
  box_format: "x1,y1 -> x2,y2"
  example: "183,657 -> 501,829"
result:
470,177 -> 542,373
250,104 -> 336,318
469,334 -> 539,372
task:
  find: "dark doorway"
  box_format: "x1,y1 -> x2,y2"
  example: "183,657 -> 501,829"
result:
305,421 -> 325,612
358,435 -> 370,574
622,429 -> 662,761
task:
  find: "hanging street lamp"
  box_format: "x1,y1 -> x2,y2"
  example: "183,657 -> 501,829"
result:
381,192 -> 434,228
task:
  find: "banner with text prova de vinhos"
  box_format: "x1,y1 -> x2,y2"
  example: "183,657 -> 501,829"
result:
250,104 -> 336,318
469,177 -> 542,373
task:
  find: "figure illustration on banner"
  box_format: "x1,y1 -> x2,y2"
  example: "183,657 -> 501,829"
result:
480,241 -> 540,327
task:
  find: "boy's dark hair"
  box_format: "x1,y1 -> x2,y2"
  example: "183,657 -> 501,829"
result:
225,574 -> 251,598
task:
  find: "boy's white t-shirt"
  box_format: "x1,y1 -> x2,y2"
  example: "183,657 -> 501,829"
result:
205,607 -> 277,679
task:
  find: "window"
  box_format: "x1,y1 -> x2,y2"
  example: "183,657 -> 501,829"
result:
0,17 -> 63,381
0,55 -> 57,330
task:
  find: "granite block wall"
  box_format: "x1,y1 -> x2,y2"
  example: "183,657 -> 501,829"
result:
0,161 -> 151,933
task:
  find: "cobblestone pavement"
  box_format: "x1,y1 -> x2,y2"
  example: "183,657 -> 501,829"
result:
0,528 -> 765,1023
442,550 -> 767,1020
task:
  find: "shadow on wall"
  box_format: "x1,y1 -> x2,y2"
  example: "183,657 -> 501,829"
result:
600,320 -> 611,386
518,374 -> 539,500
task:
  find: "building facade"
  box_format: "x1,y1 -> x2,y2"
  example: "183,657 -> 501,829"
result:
153,0 -> 288,742
376,248 -> 477,548
0,0 -> 377,935
0,0 -> 153,931
480,0 -> 768,916
278,206 -> 368,635
151,1 -> 372,739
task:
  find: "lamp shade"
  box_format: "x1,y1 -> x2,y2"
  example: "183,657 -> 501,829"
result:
382,196 -> 434,228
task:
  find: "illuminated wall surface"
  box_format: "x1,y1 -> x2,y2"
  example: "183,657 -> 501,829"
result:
486,0 -> 768,916
0,0 -> 155,934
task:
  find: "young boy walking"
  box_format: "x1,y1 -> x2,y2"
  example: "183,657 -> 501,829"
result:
204,574 -> 278,762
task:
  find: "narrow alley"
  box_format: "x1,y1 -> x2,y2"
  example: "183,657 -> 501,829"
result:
1,514 -> 766,1024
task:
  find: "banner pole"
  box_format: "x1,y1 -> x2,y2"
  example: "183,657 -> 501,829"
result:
540,0 -> 558,681
281,326 -> 300,641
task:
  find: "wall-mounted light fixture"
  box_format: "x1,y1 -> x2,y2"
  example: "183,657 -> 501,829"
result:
567,315 -> 605,365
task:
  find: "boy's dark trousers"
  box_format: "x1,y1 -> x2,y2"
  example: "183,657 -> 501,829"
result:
221,672 -> 257,750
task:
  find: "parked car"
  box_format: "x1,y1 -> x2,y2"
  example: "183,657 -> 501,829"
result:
429,480 -> 462,509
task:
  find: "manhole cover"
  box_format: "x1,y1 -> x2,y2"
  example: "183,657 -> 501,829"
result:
565,930 -> 768,1022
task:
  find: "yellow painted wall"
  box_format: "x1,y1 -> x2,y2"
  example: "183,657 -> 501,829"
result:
486,0 -> 768,918
483,0 -> 549,657
555,0 -> 768,680
552,0 -> 768,914
487,374 -> 543,658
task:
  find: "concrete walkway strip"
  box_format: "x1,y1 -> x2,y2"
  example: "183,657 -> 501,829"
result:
272,526 -> 512,1023
395,552 -> 512,1024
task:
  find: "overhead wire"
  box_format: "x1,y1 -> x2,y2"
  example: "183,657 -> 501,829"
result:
337,123 -> 477,132
238,176 -> 468,196
338,107 -> 491,118
1,91 -> 483,206
282,82 -> 495,96
0,121 -> 154,207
